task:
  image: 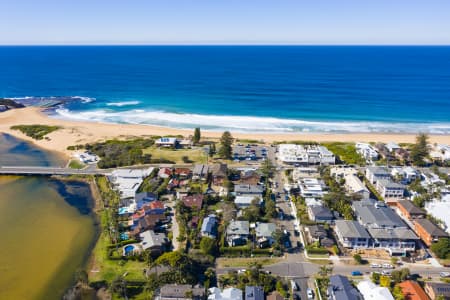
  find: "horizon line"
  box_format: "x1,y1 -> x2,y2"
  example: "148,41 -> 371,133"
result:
1,43 -> 450,47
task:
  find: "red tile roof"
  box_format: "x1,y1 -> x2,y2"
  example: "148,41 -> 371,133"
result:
182,194 -> 204,209
398,281 -> 429,300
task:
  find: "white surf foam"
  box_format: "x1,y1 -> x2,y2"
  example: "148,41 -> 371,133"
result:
106,101 -> 141,107
52,108 -> 450,134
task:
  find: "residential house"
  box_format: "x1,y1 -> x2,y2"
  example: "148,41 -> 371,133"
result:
277,144 -> 335,165
356,142 -> 379,161
178,139 -> 193,149
430,144 -> 450,162
396,200 -> 426,221
308,205 -> 334,223
391,167 -> 419,183
299,178 -> 326,198
255,222 -> 276,248
365,166 -> 391,184
155,137 -> 177,148
201,215 -> 218,239
413,218 -> 449,247
305,224 -> 328,244
182,194 -> 204,209
139,230 -> 168,255
386,142 -> 401,153
353,199 -> 418,254
327,275 -> 363,300
330,166 -> 369,198
159,167 -> 173,179
424,282 -> 450,300
143,201 -> 165,215
226,221 -> 250,246
235,196 -> 260,209
234,184 -> 264,198
174,168 -> 192,178
357,280 -> 394,300
210,163 -> 228,185
110,167 -> 154,199
135,192 -> 157,209
334,220 -> 371,249
376,179 -> 405,199
266,291 -> 284,300
398,280 -> 429,300
132,213 -> 165,235
158,284 -> 205,300
192,164 -> 209,181
238,170 -> 261,185
208,287 -> 243,300
245,286 -> 264,300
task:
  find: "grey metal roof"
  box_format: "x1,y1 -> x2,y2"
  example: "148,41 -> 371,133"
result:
377,179 -> 405,189
366,166 -> 390,175
227,220 -> 250,236
328,275 -> 363,300
245,286 -> 264,300
367,227 -> 419,240
255,222 -> 276,238
397,200 -> 426,215
353,199 -> 406,228
335,220 -> 371,239
234,184 -> 264,194
201,215 -> 218,236
139,230 -> 167,249
309,205 -> 334,220
415,219 -> 448,238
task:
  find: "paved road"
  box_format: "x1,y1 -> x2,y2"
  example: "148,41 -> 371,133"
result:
0,165 -> 109,175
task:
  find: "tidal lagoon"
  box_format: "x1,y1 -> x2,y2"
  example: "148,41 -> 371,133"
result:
0,134 -> 98,299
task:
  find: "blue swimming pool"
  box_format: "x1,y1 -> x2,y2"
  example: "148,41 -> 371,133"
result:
123,245 -> 135,255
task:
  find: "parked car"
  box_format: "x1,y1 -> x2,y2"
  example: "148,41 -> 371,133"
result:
351,271 -> 363,276
440,272 -> 450,278
307,288 -> 314,299
382,263 -> 394,269
381,270 -> 392,276
370,263 -> 381,268
291,280 -> 298,291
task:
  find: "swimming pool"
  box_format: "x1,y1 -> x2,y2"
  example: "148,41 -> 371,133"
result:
123,244 -> 135,256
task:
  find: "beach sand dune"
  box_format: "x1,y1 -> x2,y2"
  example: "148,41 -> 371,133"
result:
1,107 -> 450,158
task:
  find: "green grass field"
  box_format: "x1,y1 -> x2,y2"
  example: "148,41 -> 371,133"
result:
143,147 -> 207,164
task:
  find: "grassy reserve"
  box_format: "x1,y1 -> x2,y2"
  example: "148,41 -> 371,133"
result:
10,124 -> 61,140
142,146 -> 207,164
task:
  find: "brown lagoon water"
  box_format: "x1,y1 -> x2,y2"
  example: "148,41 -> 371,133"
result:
0,134 -> 98,299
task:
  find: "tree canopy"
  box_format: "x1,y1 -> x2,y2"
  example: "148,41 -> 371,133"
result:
218,131 -> 233,159
193,127 -> 201,144
431,238 -> 449,259
410,133 -> 430,166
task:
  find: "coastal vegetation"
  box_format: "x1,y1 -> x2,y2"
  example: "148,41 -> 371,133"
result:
10,124 -> 61,140
411,133 -> 430,166
193,127 -> 201,144
321,142 -> 366,165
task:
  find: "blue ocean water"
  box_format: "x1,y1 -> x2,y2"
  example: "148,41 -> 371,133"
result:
1,46 -> 449,133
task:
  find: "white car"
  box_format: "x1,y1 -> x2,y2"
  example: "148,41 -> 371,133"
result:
370,263 -> 381,268
307,288 -> 314,299
382,263 -> 394,269
381,270 -> 392,276
440,272 -> 450,278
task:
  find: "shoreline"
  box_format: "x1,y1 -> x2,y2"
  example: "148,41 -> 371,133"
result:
1,107 -> 450,157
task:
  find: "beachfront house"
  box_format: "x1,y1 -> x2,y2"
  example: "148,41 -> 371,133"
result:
155,137 -> 178,148
365,166 -> 391,184
356,142 -> 379,161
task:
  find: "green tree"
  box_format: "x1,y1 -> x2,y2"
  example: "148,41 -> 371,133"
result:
200,237 -> 218,256
111,276 -> 128,299
392,285 -> 405,300
353,254 -> 363,264
218,131 -> 234,159
411,133 -> 430,166
371,272 -> 380,284
265,199 -> 277,220
193,127 -> 201,144
242,198 -> 262,222
431,238 -> 449,259
379,275 -> 391,288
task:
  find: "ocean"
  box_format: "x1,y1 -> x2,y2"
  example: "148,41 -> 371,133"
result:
1,46 -> 450,133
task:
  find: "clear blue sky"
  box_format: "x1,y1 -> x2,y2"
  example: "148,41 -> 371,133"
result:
1,0 -> 450,45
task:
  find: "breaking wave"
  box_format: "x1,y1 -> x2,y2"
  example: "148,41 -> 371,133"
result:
106,101 -> 141,107
52,107 -> 450,134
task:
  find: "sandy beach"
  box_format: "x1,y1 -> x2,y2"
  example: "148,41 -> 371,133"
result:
1,107 -> 450,158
